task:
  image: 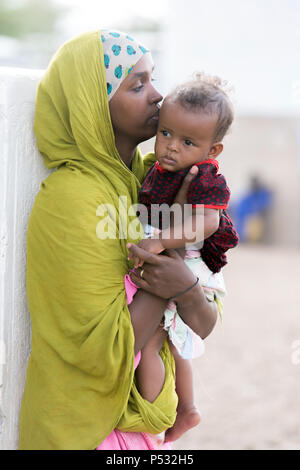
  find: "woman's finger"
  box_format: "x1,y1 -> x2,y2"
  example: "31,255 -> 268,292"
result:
162,248 -> 182,260
173,165 -> 198,205
129,270 -> 151,291
127,243 -> 160,265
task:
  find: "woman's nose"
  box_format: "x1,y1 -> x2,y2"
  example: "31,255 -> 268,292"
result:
150,83 -> 163,104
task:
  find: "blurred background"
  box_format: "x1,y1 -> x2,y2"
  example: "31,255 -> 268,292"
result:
1,0 -> 299,450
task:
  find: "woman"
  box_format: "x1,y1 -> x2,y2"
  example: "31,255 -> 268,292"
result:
19,29 -> 218,450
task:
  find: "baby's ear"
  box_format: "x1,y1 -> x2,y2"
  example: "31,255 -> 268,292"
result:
209,142 -> 223,158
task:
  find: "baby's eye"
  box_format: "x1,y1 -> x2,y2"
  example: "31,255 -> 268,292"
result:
184,139 -> 193,146
161,130 -> 170,137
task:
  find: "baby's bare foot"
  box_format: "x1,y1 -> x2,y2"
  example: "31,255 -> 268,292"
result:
164,406 -> 201,443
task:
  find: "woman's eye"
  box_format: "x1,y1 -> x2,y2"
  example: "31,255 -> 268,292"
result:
184,139 -> 193,146
133,84 -> 143,92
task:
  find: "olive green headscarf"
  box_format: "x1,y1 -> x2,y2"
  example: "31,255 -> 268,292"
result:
19,29 -> 177,450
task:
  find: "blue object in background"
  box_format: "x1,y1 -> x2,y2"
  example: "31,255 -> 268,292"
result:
230,177 -> 273,242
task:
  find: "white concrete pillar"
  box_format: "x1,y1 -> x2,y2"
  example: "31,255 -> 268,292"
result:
0,67 -> 51,450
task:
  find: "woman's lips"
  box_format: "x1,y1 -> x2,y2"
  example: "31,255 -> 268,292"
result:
149,105 -> 160,122
150,110 -> 160,121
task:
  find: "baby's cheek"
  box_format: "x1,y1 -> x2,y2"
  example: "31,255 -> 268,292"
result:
154,137 -> 163,155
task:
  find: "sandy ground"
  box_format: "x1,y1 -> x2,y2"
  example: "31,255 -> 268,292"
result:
172,244 -> 300,450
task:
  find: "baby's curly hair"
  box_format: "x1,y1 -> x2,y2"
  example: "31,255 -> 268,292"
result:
165,72 -> 234,142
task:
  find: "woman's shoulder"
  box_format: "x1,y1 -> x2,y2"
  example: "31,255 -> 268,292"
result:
142,152 -> 156,180
36,164 -> 113,217
42,164 -> 108,197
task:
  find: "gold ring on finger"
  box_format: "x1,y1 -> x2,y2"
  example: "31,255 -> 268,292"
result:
140,269 -> 144,278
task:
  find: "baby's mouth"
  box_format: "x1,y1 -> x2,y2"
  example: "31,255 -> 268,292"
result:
161,156 -> 177,165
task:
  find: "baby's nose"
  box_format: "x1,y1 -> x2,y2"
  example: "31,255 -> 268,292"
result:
168,140 -> 179,151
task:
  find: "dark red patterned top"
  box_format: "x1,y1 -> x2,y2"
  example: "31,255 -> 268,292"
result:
139,158 -> 239,273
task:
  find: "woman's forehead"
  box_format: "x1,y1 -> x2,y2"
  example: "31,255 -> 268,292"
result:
119,54 -> 154,91
130,54 -> 154,77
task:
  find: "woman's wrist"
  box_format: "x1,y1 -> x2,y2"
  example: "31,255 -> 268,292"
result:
175,282 -> 218,339
169,277 -> 199,301
175,281 -> 206,310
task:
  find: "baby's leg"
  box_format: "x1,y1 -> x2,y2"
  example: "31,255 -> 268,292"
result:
165,342 -> 201,443
136,325 -> 168,403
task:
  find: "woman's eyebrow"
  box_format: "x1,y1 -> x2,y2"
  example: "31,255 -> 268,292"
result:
129,67 -> 155,81
132,72 -> 147,79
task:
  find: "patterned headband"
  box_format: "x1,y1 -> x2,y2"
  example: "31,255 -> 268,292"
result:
100,29 -> 150,101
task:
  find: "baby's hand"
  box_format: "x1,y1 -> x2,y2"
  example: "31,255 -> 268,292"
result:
127,239 -> 165,268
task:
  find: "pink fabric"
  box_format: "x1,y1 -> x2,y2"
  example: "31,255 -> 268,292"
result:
124,273 -> 139,304
134,350 -> 141,368
96,350 -> 172,450
96,428 -> 172,450
96,274 -> 172,451
184,249 -> 201,259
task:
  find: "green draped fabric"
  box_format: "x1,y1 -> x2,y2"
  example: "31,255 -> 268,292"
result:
19,29 -> 177,450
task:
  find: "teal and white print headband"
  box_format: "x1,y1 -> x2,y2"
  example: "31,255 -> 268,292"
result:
100,30 -> 150,101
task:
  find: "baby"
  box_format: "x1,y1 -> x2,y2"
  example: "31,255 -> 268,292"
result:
126,73 -> 239,442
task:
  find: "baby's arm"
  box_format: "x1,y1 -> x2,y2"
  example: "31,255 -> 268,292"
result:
127,208 -> 219,268
159,207 -> 220,250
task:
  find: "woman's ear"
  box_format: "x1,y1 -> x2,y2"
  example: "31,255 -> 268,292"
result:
208,142 -> 223,158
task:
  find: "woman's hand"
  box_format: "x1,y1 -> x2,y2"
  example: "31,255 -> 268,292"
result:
173,165 -> 198,207
129,245 -> 197,299
170,165 -> 199,258
127,238 -> 165,268
129,244 -> 217,339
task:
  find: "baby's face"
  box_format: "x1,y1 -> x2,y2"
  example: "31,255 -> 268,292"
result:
154,100 -> 218,172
